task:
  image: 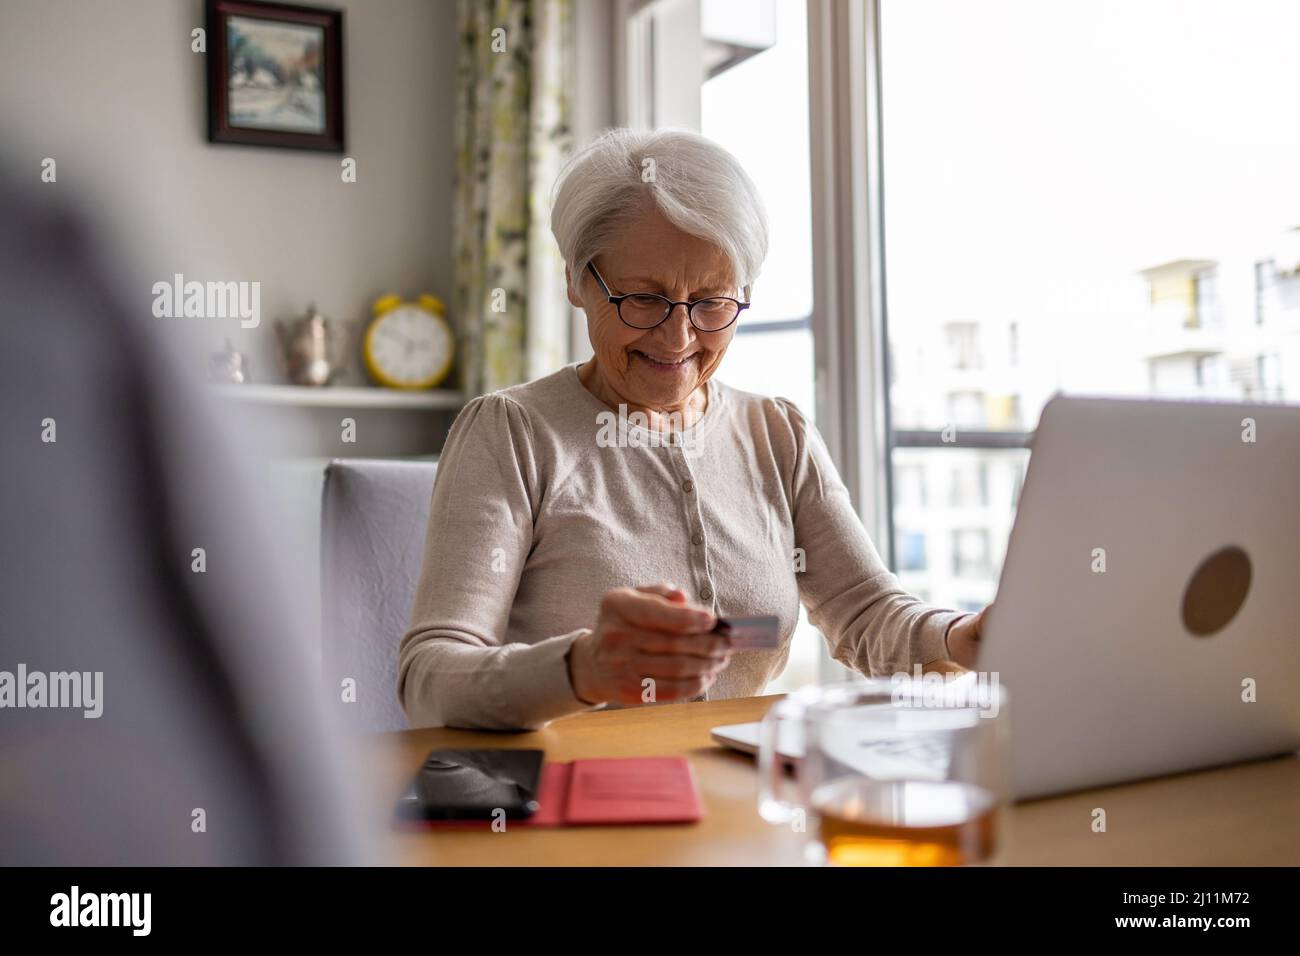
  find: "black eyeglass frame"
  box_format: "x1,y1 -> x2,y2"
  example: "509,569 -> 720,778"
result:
585,260 -> 751,332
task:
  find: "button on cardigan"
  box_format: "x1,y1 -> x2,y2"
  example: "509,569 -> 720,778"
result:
398,363 -> 969,730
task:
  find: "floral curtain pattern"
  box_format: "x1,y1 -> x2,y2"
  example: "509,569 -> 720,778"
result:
452,0 -> 574,396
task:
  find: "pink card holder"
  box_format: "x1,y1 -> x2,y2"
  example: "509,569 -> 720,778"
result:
398,756 -> 703,830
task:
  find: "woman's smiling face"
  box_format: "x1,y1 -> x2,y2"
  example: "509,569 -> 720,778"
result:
568,205 -> 740,414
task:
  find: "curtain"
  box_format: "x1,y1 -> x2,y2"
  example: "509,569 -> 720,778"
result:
452,0 -> 575,396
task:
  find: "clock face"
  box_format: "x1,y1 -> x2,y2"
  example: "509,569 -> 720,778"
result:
366,304 -> 452,388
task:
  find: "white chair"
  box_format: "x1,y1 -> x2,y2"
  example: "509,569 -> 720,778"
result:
320,458 -> 438,732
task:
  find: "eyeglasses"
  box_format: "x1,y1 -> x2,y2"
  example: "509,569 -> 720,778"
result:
586,261 -> 750,332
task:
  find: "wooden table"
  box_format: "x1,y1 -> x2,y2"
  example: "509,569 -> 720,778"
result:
361,695 -> 1300,866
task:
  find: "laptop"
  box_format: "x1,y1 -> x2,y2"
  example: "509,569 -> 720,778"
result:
713,395 -> 1300,800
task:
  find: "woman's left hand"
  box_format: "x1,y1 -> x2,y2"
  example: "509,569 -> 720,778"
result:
944,605 -> 987,670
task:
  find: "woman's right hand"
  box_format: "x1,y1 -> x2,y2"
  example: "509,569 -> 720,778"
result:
566,584 -> 732,706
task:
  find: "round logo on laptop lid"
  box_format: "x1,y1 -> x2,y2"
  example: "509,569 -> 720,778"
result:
1181,545 -> 1252,637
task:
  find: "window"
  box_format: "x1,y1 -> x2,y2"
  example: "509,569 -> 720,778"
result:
1194,355 -> 1224,389
699,0 -> 814,415
944,321 -> 982,370
894,464 -> 926,508
628,0 -> 815,415
1255,260 -> 1275,325
891,447 -> 1020,610
897,530 -> 927,572
620,0 -> 1299,660
951,529 -> 992,579
945,391 -> 986,429
698,0 -> 816,690
879,0 -> 1300,608
621,0 -> 821,689
1258,353 -> 1282,397
949,462 -> 988,509
1194,268 -> 1222,331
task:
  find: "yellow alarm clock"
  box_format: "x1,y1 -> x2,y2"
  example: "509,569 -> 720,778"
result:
363,294 -> 454,390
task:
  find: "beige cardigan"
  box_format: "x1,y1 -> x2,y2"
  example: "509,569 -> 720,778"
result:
399,364 -> 968,730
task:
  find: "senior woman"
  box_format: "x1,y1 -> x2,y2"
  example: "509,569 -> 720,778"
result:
399,128 -> 983,730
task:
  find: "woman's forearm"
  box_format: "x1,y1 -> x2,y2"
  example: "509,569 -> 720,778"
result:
810,581 -> 971,677
397,626 -> 597,730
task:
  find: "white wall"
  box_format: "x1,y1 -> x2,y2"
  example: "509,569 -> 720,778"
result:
0,0 -> 458,386
0,0 -> 618,661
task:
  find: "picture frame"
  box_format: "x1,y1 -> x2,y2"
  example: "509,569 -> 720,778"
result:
206,0 -> 345,152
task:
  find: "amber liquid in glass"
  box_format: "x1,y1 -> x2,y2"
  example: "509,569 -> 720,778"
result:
812,778 -> 998,867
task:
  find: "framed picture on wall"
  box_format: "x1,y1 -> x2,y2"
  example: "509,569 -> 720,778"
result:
206,0 -> 344,152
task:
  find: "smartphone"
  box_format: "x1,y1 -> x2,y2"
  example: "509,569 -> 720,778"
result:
395,748 -> 545,821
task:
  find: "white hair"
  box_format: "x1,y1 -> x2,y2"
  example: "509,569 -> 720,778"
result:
549,127 -> 769,294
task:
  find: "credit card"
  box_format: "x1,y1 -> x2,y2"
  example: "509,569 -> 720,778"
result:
713,615 -> 780,649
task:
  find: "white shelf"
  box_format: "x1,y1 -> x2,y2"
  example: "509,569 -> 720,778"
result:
210,383 -> 463,410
